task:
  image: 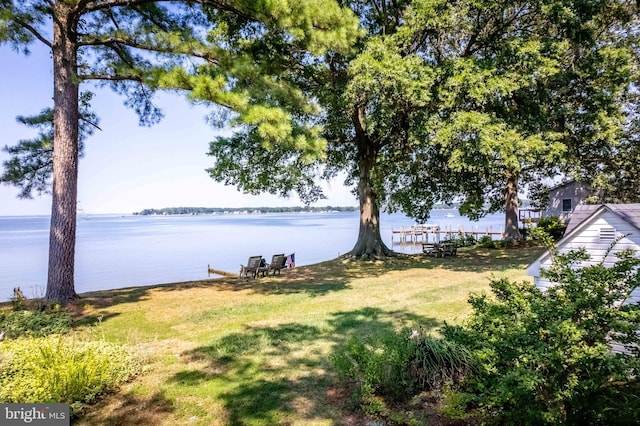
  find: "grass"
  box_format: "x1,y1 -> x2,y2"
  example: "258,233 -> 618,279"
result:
45,246 -> 540,425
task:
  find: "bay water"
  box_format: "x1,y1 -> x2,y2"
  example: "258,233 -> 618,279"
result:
0,210 -> 503,301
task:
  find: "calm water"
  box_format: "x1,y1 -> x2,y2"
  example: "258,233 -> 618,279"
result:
0,210 -> 503,300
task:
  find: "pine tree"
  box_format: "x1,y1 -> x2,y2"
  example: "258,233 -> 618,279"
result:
0,0 -> 358,303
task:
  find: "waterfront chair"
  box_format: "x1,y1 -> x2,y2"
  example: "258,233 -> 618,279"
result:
239,255 -> 263,279
266,253 -> 286,276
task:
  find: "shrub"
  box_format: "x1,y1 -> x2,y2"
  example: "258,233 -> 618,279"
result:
0,308 -> 72,339
535,216 -> 566,241
443,248 -> 640,425
476,235 -> 492,247
0,334 -> 141,416
442,233 -> 477,248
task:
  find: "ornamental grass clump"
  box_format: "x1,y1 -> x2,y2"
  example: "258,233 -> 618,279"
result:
331,327 -> 474,419
0,334 -> 141,416
407,331 -> 474,391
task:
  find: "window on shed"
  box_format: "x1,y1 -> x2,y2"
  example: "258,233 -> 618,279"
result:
600,227 -> 616,241
562,199 -> 572,212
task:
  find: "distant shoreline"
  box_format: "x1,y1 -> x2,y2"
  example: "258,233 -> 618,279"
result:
133,206 -> 359,216
133,204 -> 467,216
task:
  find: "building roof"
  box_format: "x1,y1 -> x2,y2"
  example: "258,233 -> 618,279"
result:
547,179 -> 575,192
564,204 -> 640,235
527,203 -> 640,277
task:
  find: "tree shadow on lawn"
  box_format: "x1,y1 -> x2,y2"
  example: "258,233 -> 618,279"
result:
69,246 -> 541,326
386,246 -> 543,275
77,390 -> 174,426
171,307 -> 440,425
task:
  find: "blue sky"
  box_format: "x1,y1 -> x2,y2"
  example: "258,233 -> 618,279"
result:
0,44 -> 356,216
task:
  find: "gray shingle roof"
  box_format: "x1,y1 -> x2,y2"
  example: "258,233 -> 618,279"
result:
564,204 -> 640,235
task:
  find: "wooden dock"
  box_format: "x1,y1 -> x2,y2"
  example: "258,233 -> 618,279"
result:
207,265 -> 237,277
391,224 -> 504,243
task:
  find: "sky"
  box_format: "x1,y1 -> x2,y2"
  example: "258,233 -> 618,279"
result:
0,44 -> 357,216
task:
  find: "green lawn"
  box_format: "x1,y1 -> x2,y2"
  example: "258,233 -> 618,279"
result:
72,246 -> 542,425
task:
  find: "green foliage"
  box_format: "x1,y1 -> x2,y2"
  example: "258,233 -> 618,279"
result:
332,328 -> 415,403
1,1 -> 358,199
535,216 -> 567,241
441,233 -> 477,248
407,332 -> 474,391
388,0 -> 637,225
0,308 -> 72,339
135,205 -> 356,215
476,236 -> 492,247
0,334 -> 141,416
443,248 -> 640,424
332,328 -> 473,421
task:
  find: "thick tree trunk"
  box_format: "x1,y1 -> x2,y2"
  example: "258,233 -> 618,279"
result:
503,171 -> 521,241
346,107 -> 393,259
347,172 -> 393,259
46,3 -> 79,304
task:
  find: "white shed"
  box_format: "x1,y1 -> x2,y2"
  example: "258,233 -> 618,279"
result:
526,204 -> 640,304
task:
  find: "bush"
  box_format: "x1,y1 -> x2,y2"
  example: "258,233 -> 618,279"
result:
535,216 -> 566,241
443,233 -> 477,248
476,235 -> 494,248
0,308 -> 72,339
443,248 -> 640,424
0,334 -> 141,416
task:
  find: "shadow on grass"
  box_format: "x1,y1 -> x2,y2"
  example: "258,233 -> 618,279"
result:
397,246 -> 544,274
77,390 -> 174,426
69,246 -> 542,327
171,307 -> 440,424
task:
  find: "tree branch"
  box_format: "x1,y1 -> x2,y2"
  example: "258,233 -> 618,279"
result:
78,74 -> 144,82
13,17 -> 53,48
79,115 -> 103,132
78,36 -> 219,64
83,0 -> 258,22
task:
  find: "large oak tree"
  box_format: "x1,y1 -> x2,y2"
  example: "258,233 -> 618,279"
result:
205,0 -> 416,259
0,0 -> 358,303
384,0 -> 638,240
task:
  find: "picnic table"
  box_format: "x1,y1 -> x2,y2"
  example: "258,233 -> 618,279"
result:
422,241 -> 457,258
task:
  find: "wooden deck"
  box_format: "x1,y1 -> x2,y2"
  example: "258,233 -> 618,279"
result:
519,209 -> 541,223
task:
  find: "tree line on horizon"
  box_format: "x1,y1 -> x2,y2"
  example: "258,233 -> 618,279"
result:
133,201 -> 521,216
134,206 -> 358,215
1,0 -> 638,303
